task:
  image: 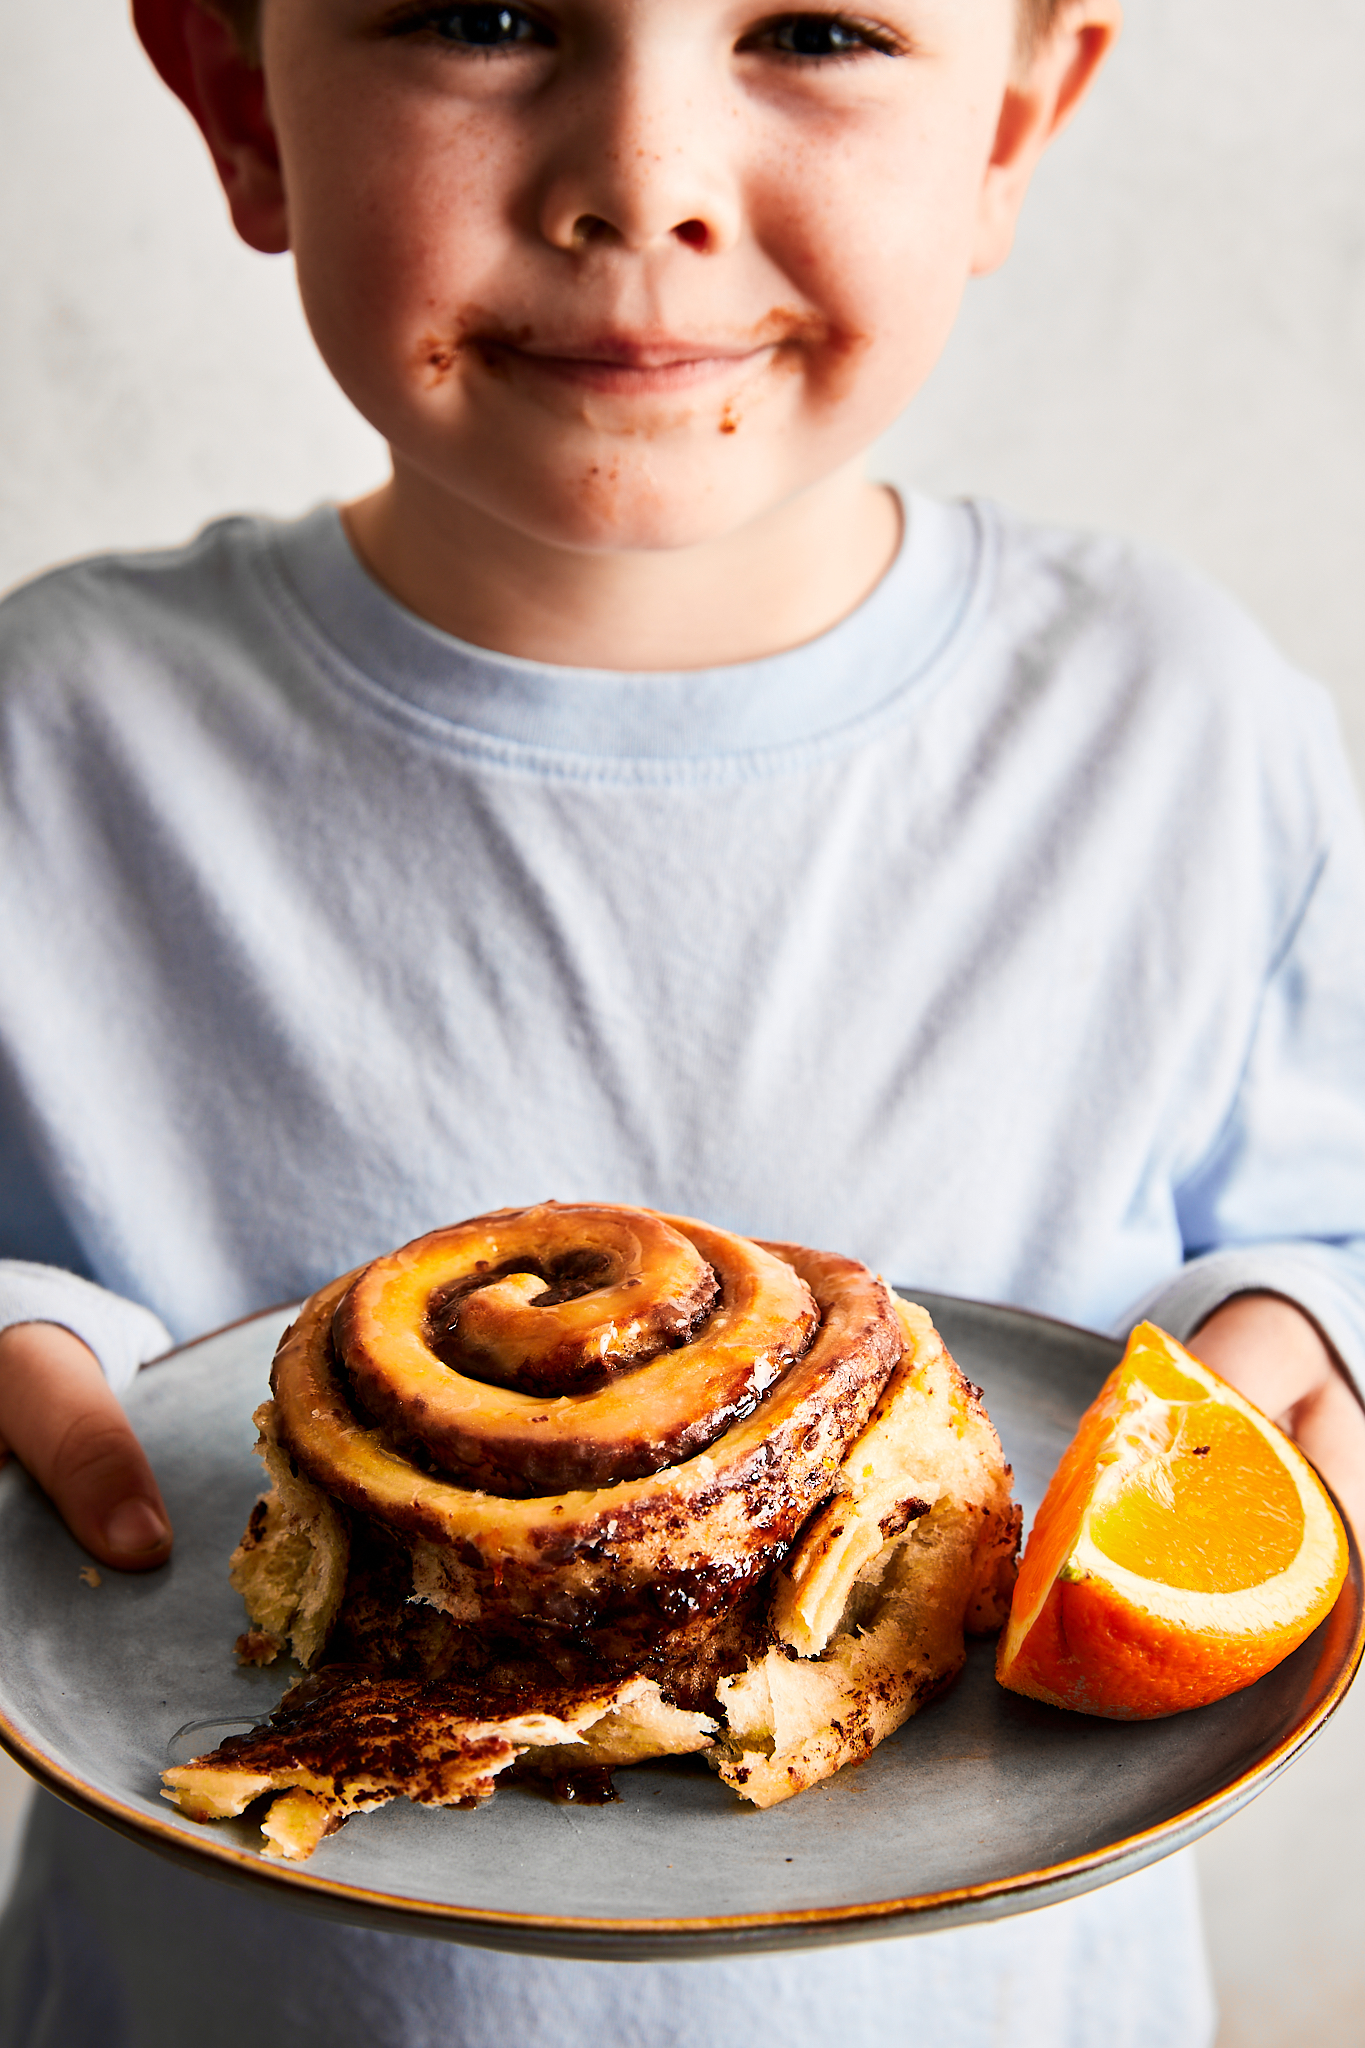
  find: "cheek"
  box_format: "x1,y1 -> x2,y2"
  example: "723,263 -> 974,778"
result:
281,115 -> 515,411
751,118 -> 990,415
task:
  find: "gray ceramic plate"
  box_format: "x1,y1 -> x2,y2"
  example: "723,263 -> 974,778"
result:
0,1292 -> 1360,1961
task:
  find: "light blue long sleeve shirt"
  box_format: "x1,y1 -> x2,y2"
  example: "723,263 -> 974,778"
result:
5,491 -> 1362,2044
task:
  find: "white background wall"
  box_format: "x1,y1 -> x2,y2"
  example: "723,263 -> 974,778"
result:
1,7 -> 1363,2042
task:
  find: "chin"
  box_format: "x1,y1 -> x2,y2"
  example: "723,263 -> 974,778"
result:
499,448 -> 796,560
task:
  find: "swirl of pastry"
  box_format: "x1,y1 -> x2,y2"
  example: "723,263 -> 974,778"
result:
269,1209 -> 904,1680
415,1205 -> 721,1395
332,1202 -> 818,1494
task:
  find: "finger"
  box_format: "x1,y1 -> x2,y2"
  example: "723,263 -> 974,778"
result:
0,1322 -> 173,1570
1189,1295 -> 1365,1541
1189,1292 -> 1336,1419
1284,1371 -> 1365,1545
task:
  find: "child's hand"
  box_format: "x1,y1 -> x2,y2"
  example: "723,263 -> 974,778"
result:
0,1322 -> 172,1569
1192,1293 -> 1365,1541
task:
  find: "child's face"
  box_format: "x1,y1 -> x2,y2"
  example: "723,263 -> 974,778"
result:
239,0 -> 1084,553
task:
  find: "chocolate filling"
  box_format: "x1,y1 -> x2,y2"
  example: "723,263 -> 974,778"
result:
313,1507 -> 774,1716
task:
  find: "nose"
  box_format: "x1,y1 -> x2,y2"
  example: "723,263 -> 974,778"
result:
536,50 -> 741,257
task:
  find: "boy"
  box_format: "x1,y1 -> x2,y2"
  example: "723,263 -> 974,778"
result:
1,0 -> 1363,2041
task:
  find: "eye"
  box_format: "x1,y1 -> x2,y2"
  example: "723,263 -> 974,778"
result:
743,13 -> 904,60
387,4 -> 555,50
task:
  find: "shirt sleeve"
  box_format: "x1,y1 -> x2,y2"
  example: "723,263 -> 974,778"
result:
1133,715 -> 1365,1395
0,1260 -> 173,1398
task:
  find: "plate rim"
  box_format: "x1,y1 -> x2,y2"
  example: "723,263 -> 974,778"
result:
1,1290 -> 1361,1953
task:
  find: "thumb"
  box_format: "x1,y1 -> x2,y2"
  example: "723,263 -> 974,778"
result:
0,1321 -> 173,1570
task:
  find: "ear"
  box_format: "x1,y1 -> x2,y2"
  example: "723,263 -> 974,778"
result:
131,0 -> 289,254
971,0 -> 1123,276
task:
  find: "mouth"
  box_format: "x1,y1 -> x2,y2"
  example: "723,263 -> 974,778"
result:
466,332 -> 783,397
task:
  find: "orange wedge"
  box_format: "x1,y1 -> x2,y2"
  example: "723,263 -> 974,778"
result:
996,1321 -> 1349,1718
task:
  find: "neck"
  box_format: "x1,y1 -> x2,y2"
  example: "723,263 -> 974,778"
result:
342,464 -> 901,672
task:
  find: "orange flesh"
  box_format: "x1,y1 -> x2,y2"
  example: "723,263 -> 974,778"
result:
1089,1403 -> 1302,1591
1010,1336 -> 1303,1623
1125,1351 -> 1207,1404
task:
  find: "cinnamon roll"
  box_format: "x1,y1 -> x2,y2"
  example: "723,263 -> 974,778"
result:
163,1203 -> 1020,1858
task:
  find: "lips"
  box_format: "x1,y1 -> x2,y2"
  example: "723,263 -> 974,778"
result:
472,332 -> 776,396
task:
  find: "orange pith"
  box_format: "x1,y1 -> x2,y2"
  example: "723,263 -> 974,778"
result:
996,1322 -> 1349,1719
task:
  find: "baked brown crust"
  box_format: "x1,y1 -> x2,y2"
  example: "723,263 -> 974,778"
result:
333,1203 -> 818,1492
352,1203 -> 722,1398
270,1223 -> 904,1676
162,1667 -> 712,1860
164,1212 -> 1021,1860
